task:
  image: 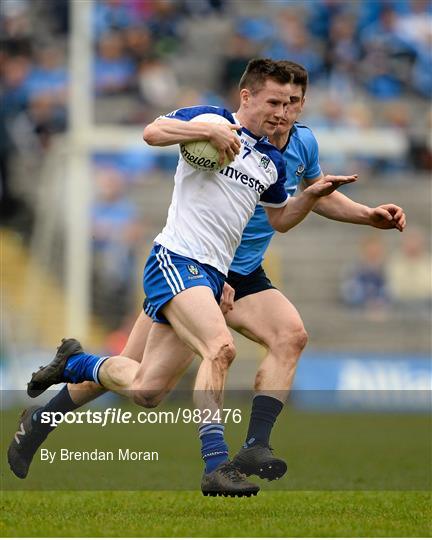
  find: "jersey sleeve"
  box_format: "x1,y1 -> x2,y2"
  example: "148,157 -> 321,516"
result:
303,129 -> 322,179
260,178 -> 289,207
162,105 -> 235,124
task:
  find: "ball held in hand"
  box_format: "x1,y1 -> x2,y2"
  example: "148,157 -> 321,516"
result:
180,113 -> 236,171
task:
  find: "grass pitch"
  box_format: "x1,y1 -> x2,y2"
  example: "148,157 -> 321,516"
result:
1,490 -> 431,537
2,402 -> 431,536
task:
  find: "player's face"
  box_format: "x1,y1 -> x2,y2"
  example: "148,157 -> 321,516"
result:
239,79 -> 293,137
275,84 -> 305,137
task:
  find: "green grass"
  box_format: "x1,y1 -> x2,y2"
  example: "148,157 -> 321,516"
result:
2,403 -> 431,536
2,405 -> 430,491
1,490 -> 431,537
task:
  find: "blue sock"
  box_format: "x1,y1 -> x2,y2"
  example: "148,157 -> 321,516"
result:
199,423 -> 229,473
244,395 -> 283,448
32,385 -> 79,435
63,353 -> 109,384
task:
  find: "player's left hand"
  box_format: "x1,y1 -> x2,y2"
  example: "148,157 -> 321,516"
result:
306,174 -> 358,198
369,204 -> 406,232
220,282 -> 235,315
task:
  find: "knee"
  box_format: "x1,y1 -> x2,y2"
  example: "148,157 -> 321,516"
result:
133,389 -> 164,408
208,338 -> 236,371
270,324 -> 308,362
292,324 -> 309,352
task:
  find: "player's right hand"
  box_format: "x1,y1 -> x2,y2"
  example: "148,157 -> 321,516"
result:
306,174 -> 358,198
208,124 -> 242,166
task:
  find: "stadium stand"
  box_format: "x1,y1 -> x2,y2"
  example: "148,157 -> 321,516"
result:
1,0 -> 430,371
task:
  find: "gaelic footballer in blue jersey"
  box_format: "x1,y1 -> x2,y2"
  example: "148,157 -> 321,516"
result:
225,61 -> 405,480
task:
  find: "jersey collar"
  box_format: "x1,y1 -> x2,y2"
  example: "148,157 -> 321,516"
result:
233,112 -> 267,143
280,123 -> 297,153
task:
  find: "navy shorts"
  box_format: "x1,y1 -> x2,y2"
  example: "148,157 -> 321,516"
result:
226,265 -> 277,302
143,243 -> 225,324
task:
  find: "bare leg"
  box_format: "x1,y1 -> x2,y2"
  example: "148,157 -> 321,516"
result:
225,288 -> 308,403
65,310 -> 154,406
99,315 -> 194,398
101,320 -> 194,402
223,288 -> 306,480
134,286 -> 235,416
67,309 -> 195,406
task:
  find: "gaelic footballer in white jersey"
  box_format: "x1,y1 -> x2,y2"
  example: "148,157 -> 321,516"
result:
154,105 -> 290,277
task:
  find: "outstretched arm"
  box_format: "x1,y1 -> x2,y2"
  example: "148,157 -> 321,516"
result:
307,175 -> 406,232
265,174 -> 358,233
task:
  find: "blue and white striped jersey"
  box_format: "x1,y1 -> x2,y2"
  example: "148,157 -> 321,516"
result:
154,106 -> 289,276
230,122 -> 322,275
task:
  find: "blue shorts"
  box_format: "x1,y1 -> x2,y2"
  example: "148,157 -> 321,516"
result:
143,243 -> 225,324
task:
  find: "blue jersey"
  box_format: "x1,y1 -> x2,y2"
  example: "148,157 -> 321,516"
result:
230,122 -> 322,275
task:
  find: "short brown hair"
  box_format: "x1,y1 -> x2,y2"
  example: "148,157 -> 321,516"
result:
239,58 -> 308,96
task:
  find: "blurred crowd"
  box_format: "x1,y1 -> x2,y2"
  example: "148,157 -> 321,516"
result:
2,0 -> 431,143
1,0 -> 431,336
340,227 -> 432,319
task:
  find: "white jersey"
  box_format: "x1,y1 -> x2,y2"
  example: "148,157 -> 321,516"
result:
154,106 -> 289,275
